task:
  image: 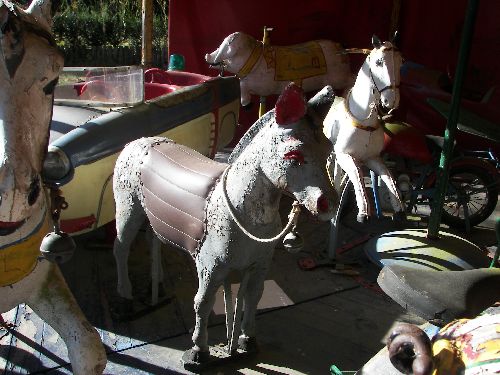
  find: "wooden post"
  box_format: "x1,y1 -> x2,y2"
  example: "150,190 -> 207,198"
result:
390,0 -> 401,38
259,26 -> 273,118
142,0 -> 153,68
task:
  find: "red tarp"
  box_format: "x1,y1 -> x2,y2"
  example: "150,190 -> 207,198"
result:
168,0 -> 499,142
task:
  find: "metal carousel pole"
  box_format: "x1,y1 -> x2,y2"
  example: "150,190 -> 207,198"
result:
427,0 -> 479,238
362,0 -> 492,271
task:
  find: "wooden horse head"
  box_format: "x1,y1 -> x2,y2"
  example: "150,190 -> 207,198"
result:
365,34 -> 403,112
0,0 -> 63,233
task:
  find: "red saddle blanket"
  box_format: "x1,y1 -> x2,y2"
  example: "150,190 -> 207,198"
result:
140,140 -> 228,255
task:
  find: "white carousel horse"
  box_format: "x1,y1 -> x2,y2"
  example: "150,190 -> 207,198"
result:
113,83 -> 337,369
0,1 -> 106,373
323,35 -> 405,223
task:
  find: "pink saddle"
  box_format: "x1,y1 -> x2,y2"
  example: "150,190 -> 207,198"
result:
140,140 -> 228,255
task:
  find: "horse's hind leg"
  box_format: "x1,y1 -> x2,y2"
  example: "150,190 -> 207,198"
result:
113,197 -> 146,300
28,262 -> 106,375
336,153 -> 371,222
365,157 -> 405,218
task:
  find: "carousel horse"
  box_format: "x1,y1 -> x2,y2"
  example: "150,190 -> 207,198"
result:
113,83 -> 337,368
0,1 -> 106,373
323,35 -> 405,223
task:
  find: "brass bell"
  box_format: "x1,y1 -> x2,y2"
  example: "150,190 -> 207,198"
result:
40,229 -> 76,264
282,226 -> 303,253
40,187 -> 75,263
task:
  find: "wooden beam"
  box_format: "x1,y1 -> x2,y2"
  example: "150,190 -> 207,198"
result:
390,0 -> 401,38
142,0 -> 153,67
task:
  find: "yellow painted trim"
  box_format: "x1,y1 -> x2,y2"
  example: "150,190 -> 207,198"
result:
0,215 -> 49,286
350,118 -> 380,132
237,43 -> 262,79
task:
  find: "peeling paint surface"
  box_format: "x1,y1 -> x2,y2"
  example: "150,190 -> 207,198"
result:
113,84 -> 338,362
0,1 -> 106,373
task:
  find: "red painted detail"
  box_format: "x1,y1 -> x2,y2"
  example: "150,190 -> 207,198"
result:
275,83 -> 306,125
284,150 -> 304,165
0,221 -> 24,230
383,122 -> 433,164
317,195 -> 329,213
60,215 -> 96,233
144,68 -> 211,86
353,275 -> 384,294
144,83 -> 178,100
336,233 -> 374,255
73,82 -> 85,96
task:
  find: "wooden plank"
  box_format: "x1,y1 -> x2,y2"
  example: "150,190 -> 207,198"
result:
1,305 -> 71,374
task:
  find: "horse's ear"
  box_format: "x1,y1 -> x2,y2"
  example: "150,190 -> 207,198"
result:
372,34 -> 382,49
26,0 -> 54,30
0,4 -> 25,78
0,5 -> 9,32
391,30 -> 400,47
275,83 -> 307,126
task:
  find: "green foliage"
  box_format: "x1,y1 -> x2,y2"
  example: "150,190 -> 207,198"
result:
53,0 -> 168,49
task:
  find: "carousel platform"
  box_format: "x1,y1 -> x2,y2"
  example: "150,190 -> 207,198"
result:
1,164 -> 498,374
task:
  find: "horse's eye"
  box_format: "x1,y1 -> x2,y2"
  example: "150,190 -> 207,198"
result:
43,78 -> 59,95
284,150 -> 305,165
375,58 -> 383,67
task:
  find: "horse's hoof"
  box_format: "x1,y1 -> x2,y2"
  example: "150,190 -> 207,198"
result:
238,336 -> 258,353
181,348 -> 210,370
242,102 -> 253,111
357,214 -> 369,224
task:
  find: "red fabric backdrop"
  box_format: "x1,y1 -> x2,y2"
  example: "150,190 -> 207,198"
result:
168,0 -> 499,141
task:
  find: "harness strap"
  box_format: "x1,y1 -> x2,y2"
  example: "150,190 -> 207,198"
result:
237,43 -> 262,79
350,118 -> 380,132
344,90 -> 380,132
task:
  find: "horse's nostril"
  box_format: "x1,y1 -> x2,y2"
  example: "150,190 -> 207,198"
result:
317,195 -> 329,212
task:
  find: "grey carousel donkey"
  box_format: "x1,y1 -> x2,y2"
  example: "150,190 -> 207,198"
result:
112,83 -> 338,369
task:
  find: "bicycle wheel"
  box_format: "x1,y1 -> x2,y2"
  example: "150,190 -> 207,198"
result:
440,164 -> 498,229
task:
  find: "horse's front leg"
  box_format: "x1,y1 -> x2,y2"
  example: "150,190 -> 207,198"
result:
240,80 -> 252,108
182,266 -> 223,367
27,261 -> 106,375
239,257 -> 272,352
365,157 -> 406,220
336,153 -> 371,222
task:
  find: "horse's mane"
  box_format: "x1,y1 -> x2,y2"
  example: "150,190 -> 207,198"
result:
228,110 -> 274,163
